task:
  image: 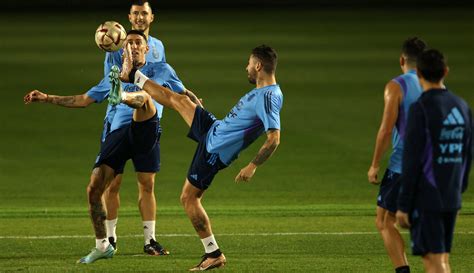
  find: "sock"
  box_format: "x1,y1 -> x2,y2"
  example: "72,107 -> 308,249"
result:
105,218 -> 118,242
95,238 -> 110,252
134,70 -> 149,89
395,265 -> 410,273
201,234 -> 219,254
143,220 -> 156,245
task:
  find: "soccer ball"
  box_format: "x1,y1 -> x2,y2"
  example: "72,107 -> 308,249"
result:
94,21 -> 127,52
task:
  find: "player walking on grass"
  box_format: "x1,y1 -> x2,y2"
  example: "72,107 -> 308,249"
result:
112,44 -> 283,271
368,37 -> 427,273
396,49 -> 472,273
23,30 -> 198,263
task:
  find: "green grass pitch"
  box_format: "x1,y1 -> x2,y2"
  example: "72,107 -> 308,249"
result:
0,8 -> 473,272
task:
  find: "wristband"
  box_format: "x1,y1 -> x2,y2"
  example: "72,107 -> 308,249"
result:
134,70 -> 149,89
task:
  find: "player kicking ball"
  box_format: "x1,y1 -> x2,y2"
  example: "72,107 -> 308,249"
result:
110,43 -> 283,271
24,30 -> 189,264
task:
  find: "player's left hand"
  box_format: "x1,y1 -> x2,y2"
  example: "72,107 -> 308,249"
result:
235,163 -> 257,183
395,210 -> 411,229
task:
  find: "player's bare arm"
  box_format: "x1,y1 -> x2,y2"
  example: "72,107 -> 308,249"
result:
24,90 -> 95,108
368,81 -> 402,184
235,129 -> 280,183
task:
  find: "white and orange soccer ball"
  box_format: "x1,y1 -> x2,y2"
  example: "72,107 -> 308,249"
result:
94,21 -> 127,52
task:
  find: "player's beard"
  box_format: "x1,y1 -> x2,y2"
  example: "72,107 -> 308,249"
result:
247,69 -> 257,84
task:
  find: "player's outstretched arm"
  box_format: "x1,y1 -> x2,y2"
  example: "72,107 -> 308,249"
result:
367,81 -> 402,184
24,90 -> 95,108
235,129 -> 280,183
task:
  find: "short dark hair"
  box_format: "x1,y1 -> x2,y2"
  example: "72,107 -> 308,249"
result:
127,29 -> 148,42
402,37 -> 426,65
417,49 -> 447,83
251,45 -> 278,74
131,0 -> 150,7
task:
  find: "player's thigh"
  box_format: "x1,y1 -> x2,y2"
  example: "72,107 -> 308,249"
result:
173,95 -> 197,127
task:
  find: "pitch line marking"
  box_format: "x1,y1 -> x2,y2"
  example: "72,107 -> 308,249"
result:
0,231 -> 473,240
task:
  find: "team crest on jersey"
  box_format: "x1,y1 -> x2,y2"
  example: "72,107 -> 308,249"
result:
152,46 -> 160,60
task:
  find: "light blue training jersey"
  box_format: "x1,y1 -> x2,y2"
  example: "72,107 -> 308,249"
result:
206,84 -> 283,165
388,69 -> 422,173
86,62 -> 185,141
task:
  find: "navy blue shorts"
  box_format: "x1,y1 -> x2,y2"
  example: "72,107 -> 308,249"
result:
94,113 -> 161,174
186,106 -> 227,190
409,210 -> 457,256
376,169 -> 401,213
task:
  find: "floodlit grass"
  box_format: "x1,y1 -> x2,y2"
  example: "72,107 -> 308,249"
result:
0,7 -> 473,272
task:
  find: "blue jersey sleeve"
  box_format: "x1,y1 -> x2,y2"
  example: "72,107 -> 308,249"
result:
256,90 -> 283,131
86,77 -> 111,103
161,64 -> 185,93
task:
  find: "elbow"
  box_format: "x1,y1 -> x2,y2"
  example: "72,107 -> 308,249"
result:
274,138 -> 280,147
271,138 -> 280,150
378,129 -> 393,139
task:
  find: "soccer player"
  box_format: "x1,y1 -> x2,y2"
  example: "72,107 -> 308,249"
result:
396,49 -> 472,273
24,30 -> 197,263
367,37 -> 427,273
101,0 -> 180,253
114,44 -> 283,271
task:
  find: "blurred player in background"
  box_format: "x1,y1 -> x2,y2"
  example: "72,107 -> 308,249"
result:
368,37 -> 427,273
115,44 -> 282,271
396,49 -> 472,273
24,29 -> 200,263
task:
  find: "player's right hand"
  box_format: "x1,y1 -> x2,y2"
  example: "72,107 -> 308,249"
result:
367,166 -> 380,185
119,43 -> 133,83
395,210 -> 411,229
24,90 -> 47,104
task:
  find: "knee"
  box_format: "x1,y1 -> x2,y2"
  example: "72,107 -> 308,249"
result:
180,191 -> 189,207
107,176 -> 122,194
138,178 -> 154,194
87,169 -> 107,201
180,191 -> 197,208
